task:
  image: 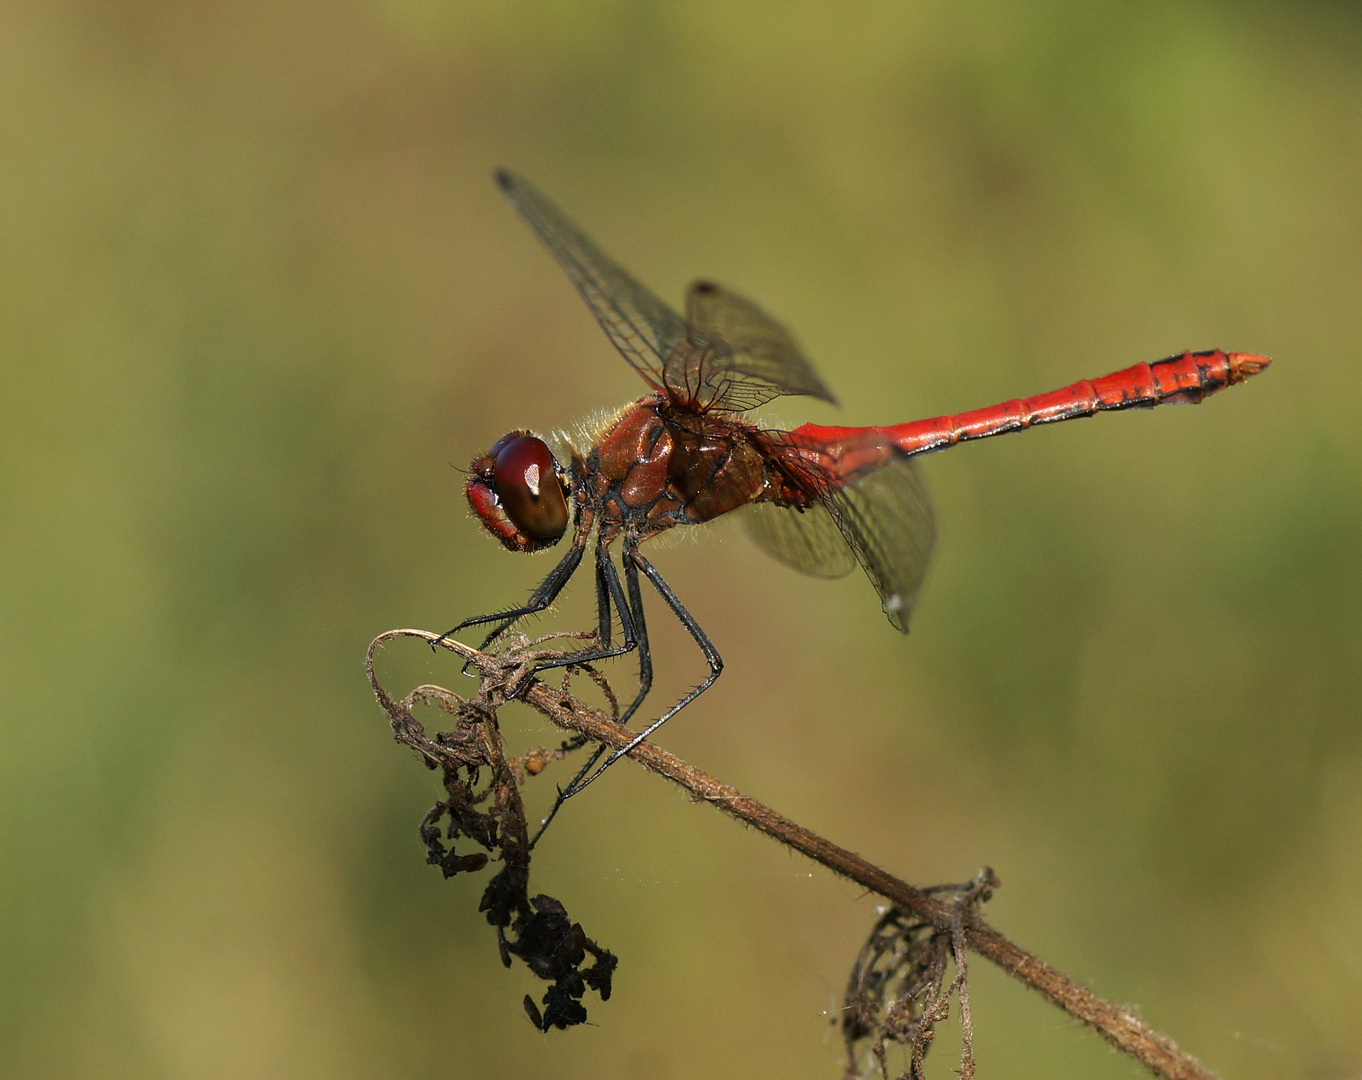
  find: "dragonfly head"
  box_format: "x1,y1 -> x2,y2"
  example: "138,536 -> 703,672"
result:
466,431 -> 571,553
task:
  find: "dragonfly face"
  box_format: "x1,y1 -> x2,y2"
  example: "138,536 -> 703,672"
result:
466,431 -> 571,553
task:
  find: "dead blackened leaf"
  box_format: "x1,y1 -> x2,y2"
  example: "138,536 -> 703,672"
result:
370,631 -> 618,1031
842,869 -> 998,1080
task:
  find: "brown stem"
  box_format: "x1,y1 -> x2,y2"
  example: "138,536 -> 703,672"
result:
371,630 -> 1218,1080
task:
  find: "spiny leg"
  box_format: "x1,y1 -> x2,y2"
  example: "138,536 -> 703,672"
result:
520,545 -> 618,849
621,551 -> 654,724
534,543 -> 656,718
595,545 -> 614,647
530,549 -> 656,847
559,541 -> 722,800
431,536 -> 586,652
507,538 -> 641,691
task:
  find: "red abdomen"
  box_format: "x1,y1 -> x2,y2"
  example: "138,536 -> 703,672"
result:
787,350 -> 1270,482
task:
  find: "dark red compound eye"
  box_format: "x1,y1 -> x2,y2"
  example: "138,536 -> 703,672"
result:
491,435 -> 569,543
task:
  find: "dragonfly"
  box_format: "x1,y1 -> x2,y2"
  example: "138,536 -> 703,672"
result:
445,169 -> 1269,804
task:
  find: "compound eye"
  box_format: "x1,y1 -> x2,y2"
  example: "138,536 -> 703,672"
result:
492,435 -> 568,542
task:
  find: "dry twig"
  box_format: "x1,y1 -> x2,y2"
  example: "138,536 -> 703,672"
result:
368,628 -> 1218,1080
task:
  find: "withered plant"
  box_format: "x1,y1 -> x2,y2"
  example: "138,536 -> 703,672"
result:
368,627 -> 1218,1080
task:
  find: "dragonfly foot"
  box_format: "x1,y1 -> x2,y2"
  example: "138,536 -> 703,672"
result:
429,627 -> 459,652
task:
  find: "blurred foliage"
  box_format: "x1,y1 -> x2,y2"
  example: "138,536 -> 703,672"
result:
2,1 -> 1360,1077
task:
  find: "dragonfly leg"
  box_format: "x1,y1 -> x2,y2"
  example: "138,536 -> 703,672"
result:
595,547 -> 614,647
529,552 -> 656,847
431,534 -> 586,653
617,548 -> 654,725
502,539 -> 642,695
539,545 -> 656,721
558,543 -> 722,800
529,740 -> 609,848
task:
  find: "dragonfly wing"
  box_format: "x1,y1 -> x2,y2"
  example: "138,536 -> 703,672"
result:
675,281 -> 838,413
817,456 -> 936,633
497,170 -> 688,394
742,500 -> 858,579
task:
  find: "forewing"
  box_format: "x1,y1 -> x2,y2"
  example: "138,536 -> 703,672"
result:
675,281 -> 838,413
496,170 -> 688,394
818,457 -> 936,633
743,500 -> 858,579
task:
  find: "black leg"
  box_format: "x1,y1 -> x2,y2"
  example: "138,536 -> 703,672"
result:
595,548 -> 614,648
431,537 -> 586,651
558,542 -> 723,799
618,550 -> 654,726
507,541 -> 641,687
529,742 -> 609,849
529,552 -> 657,848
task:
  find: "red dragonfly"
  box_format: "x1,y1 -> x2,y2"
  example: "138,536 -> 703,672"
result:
447,169 -> 1269,798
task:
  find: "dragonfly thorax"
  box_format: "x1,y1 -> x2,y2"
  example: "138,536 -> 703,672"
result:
587,398 -> 779,537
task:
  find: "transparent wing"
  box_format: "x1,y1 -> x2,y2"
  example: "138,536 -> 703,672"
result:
497,169 -> 688,394
817,457 -> 937,633
673,281 -> 838,413
742,500 -> 857,579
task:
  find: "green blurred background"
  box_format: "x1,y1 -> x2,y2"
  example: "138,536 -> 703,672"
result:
3,1 -> 1359,1077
